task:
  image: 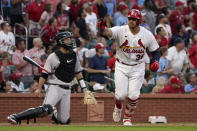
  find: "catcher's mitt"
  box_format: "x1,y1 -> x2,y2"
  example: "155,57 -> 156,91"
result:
84,90 -> 97,105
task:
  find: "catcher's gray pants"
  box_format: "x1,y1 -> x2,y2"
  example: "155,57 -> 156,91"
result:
43,85 -> 71,123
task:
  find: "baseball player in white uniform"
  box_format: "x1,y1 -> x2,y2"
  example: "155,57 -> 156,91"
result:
7,31 -> 87,125
98,9 -> 160,126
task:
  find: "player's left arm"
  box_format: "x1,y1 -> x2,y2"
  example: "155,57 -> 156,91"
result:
75,55 -> 87,92
147,32 -> 160,72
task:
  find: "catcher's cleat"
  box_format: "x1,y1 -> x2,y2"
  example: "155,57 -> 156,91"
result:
113,105 -> 122,122
123,118 -> 132,126
51,114 -> 59,124
8,114 -> 20,125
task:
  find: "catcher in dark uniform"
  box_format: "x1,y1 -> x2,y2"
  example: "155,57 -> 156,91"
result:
7,31 -> 88,124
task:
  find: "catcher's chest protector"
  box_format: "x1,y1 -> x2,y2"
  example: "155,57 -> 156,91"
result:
55,50 -> 76,83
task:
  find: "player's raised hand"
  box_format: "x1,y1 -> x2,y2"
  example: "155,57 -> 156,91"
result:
97,18 -> 106,32
150,60 -> 159,72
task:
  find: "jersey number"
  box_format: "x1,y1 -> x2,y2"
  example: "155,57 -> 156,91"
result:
136,54 -> 144,61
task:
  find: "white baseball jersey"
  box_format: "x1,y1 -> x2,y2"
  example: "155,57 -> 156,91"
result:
111,25 -> 159,65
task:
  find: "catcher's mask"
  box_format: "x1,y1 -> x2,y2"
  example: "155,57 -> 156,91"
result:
55,31 -> 76,49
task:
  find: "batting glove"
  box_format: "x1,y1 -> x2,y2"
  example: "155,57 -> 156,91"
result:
150,60 -> 159,72
97,18 -> 106,32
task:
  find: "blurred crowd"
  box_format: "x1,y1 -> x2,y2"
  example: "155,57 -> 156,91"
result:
0,0 -> 197,94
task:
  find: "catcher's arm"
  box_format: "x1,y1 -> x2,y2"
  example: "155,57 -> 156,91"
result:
75,72 -> 97,105
75,72 -> 87,92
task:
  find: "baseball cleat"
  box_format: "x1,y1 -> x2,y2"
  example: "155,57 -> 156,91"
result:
7,114 -> 19,125
123,118 -> 132,126
113,105 -> 122,122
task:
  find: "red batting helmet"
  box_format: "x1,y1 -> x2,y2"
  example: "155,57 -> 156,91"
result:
128,9 -> 142,25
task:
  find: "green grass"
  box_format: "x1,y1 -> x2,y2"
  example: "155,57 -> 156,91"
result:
0,126 -> 197,131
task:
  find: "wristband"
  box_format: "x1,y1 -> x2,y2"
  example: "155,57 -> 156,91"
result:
79,79 -> 86,89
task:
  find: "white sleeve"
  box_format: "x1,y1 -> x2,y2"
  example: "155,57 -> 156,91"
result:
166,48 -> 173,61
147,32 -> 159,52
184,52 -> 189,64
43,54 -> 54,73
110,26 -> 121,39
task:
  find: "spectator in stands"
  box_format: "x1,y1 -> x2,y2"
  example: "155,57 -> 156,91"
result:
184,73 -> 197,93
155,27 -> 169,47
74,38 -> 88,64
167,38 -> 189,75
85,2 -> 98,37
113,4 -> 121,25
96,0 -> 107,19
0,22 -> 15,54
157,46 -> 174,82
143,0 -> 157,33
104,0 -> 116,17
76,8 -> 88,40
140,10 -> 151,31
162,6 -> 172,19
88,43 -> 110,90
10,72 -> 24,92
9,0 -> 26,27
141,70 -> 155,93
169,1 -> 185,34
159,76 -> 185,93
26,0 -> 46,34
29,38 -> 45,81
152,77 -> 166,93
184,0 -> 196,17
154,0 -> 167,12
171,24 -> 190,47
39,3 -> 53,28
54,2 -> 71,31
3,81 -> 15,93
40,17 -> 58,49
69,0 -> 80,24
115,5 -> 128,26
12,38 -> 33,89
155,14 -> 172,40
0,52 -> 13,83
189,33 -> 197,73
193,5 -> 197,31
1,0 -> 11,21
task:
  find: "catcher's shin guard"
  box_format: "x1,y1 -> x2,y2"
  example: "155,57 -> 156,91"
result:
14,104 -> 54,122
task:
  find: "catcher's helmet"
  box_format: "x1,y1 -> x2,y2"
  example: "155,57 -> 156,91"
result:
55,31 -> 75,49
128,9 -> 142,25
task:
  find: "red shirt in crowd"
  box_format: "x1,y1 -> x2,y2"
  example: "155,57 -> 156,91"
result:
155,35 -> 169,47
169,10 -> 185,33
56,13 -> 70,30
69,3 -> 81,23
27,1 -> 46,22
189,44 -> 197,69
159,85 -> 185,93
107,56 -> 116,72
193,13 -> 197,30
40,25 -> 58,44
184,6 -> 195,16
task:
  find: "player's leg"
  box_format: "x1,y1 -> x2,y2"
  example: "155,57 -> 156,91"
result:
55,89 -> 71,124
8,85 -> 60,124
123,64 -> 145,126
113,63 -> 129,122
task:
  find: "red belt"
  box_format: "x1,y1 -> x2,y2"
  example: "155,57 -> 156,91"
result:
116,58 -> 139,66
